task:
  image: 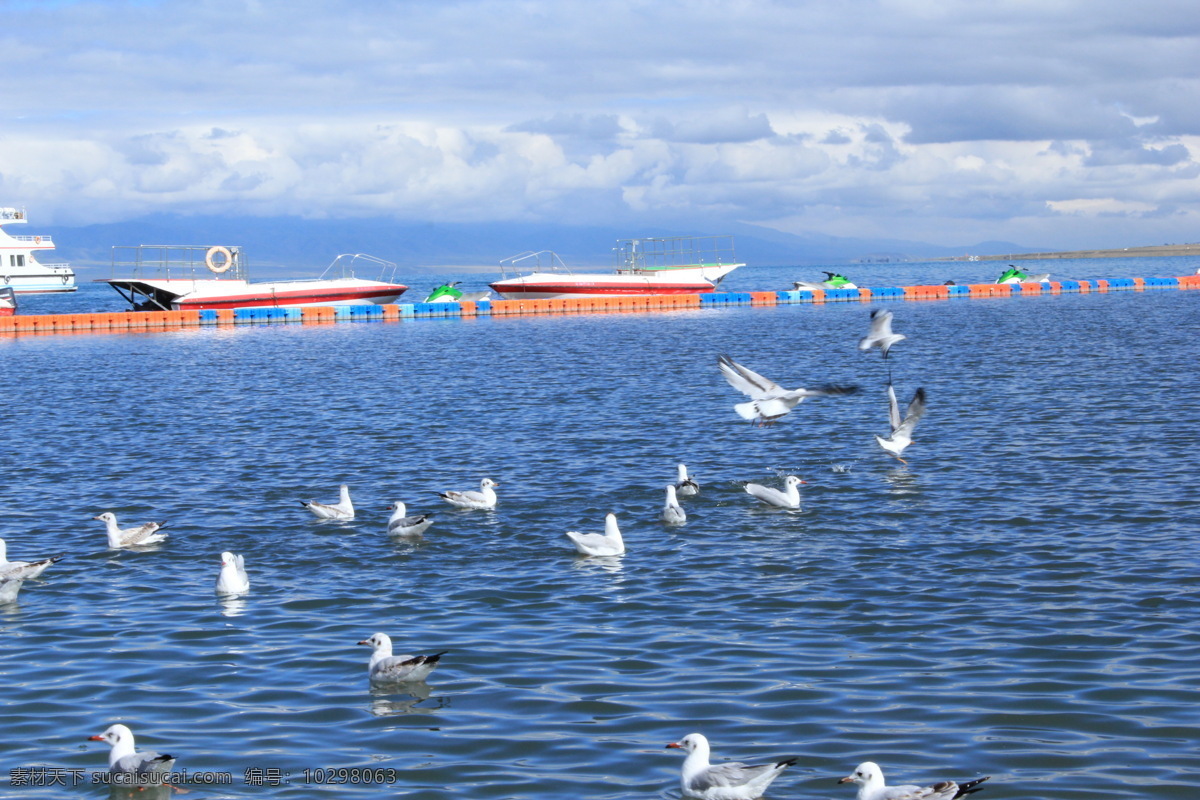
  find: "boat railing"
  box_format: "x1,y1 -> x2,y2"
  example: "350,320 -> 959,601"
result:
614,234 -> 739,273
111,244 -> 249,281
11,234 -> 53,245
318,253 -> 399,283
498,250 -> 573,279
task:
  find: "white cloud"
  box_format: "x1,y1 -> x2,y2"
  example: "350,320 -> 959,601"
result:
1046,198 -> 1160,216
0,0 -> 1197,248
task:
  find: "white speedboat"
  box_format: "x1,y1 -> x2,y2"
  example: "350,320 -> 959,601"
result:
0,207 -> 77,293
100,247 -> 408,310
489,235 -> 744,299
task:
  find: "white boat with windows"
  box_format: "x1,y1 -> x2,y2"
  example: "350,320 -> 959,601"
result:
100,246 -> 409,310
489,235 -> 744,299
0,207 -> 77,293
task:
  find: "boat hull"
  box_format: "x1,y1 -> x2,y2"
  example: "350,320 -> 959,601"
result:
489,265 -> 741,300
101,278 -> 408,310
1,274 -> 78,293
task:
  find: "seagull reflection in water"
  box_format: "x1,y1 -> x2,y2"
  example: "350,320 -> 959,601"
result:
883,468 -> 921,496
368,681 -> 445,717
570,553 -> 625,578
218,596 -> 247,618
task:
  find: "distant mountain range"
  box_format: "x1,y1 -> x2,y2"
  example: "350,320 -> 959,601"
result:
42,214 -> 1038,277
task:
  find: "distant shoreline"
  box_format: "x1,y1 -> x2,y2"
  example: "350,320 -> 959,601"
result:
938,243 -> 1200,261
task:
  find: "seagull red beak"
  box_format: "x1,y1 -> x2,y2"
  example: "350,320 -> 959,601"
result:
837,776 -> 854,784
666,742 -> 682,749
88,735 -> 104,741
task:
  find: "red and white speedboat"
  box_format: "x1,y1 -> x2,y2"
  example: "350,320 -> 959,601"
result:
489,235 -> 744,299
101,247 -> 408,310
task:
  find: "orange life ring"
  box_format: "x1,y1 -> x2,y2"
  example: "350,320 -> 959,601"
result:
34,236 -> 41,244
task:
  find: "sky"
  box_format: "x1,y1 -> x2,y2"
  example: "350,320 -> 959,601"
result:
2,0 -> 1199,250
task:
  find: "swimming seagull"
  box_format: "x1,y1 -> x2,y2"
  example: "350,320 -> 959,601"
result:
745,475 -> 806,509
93,512 -> 168,548
876,384 -> 927,464
667,732 -> 798,800
438,478 -> 498,510
0,537 -> 65,581
386,501 -> 434,537
566,513 -> 625,556
88,723 -> 176,782
838,761 -> 990,800
859,309 -> 906,360
357,632 -> 445,684
300,484 -> 355,520
662,485 -> 687,525
215,551 -> 250,595
675,463 -> 700,496
718,354 -> 858,426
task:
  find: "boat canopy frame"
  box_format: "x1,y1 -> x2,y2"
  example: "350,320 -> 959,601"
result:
498,235 -> 740,279
615,235 -> 738,273
111,244 -> 250,282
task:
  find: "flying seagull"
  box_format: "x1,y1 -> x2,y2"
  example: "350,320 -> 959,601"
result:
717,354 -> 858,426
876,384 -> 927,464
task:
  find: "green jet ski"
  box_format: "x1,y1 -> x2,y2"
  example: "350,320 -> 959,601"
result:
794,271 -> 858,291
996,265 -> 1050,285
424,281 -> 493,303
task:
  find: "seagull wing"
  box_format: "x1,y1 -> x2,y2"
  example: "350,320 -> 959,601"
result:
791,384 -> 859,399
894,387 -> 927,438
886,383 -> 901,431
869,308 -> 895,338
375,652 -> 445,681
688,760 -> 754,793
718,354 -> 783,399
879,782 -> 962,800
122,523 -> 165,546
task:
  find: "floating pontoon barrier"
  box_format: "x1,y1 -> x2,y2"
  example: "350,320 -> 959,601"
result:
2,274 -> 1196,337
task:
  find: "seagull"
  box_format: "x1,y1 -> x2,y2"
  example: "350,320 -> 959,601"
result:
357,632 -> 445,684
667,732 -> 797,800
718,354 -> 858,425
438,477 -> 498,510
566,513 -> 625,556
745,475 -> 805,509
93,512 -> 168,548
387,501 -> 434,537
838,761 -> 990,800
675,463 -> 700,496
0,537 -> 65,581
859,309 -> 906,360
662,485 -> 687,525
215,551 -> 250,595
88,723 -> 176,781
876,384 -> 927,464
0,576 -> 26,604
300,484 -> 355,520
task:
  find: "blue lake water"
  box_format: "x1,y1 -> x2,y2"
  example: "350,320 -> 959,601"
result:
2,258 -> 1199,799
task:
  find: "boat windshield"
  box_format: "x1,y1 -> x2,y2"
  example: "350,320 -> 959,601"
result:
497,250 -> 572,279
318,253 -> 399,283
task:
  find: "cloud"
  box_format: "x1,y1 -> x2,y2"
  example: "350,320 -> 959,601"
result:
507,114 -> 624,141
0,0 -> 1197,248
1084,139 -> 1192,167
1047,198 -> 1159,216
649,107 -> 776,144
